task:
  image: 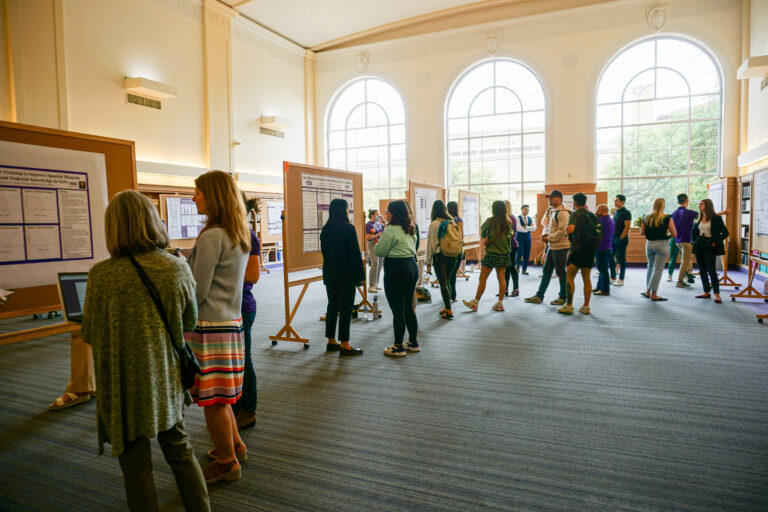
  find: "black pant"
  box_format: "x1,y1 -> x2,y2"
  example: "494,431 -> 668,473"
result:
449,255 -> 460,301
536,248 -> 568,299
384,257 -> 419,346
325,285 -> 356,341
694,243 -> 719,294
236,308 -> 257,413
433,253 -> 456,310
505,247 -> 519,292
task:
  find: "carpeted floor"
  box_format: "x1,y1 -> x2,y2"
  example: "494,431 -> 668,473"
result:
0,266 -> 767,511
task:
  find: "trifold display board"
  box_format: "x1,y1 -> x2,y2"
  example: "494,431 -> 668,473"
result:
753,168 -> 768,252
408,180 -> 446,256
458,189 -> 481,243
0,121 -> 136,329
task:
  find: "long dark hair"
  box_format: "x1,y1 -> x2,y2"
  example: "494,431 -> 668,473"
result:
430,200 -> 452,222
388,200 -> 416,236
487,200 -> 512,236
447,201 -> 459,218
697,198 -> 716,224
326,198 -> 349,225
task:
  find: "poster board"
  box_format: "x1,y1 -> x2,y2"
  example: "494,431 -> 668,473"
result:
753,168 -> 768,252
458,189 -> 481,243
408,180 -> 446,256
158,194 -> 206,249
562,192 -> 599,212
378,198 -> 404,216
260,197 -> 284,244
709,180 -> 724,212
283,162 -> 363,273
0,121 -> 136,320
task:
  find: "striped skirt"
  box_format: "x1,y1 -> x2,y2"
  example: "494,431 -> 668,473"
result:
184,319 -> 245,407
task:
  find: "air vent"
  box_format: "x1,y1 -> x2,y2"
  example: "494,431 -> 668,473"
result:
127,93 -> 161,110
260,127 -> 284,138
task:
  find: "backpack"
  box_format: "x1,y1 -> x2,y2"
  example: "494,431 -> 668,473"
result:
415,286 -> 432,303
577,211 -> 603,248
438,219 -> 463,257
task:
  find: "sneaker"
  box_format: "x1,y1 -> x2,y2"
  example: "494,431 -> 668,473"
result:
375,285 -> 382,291
550,298 -> 566,306
462,298 -> 479,311
557,304 -> 574,314
613,279 -> 624,287
593,290 -> 610,296
522,271 -> 529,275
687,276 -> 695,284
666,274 -> 673,282
579,305 -> 591,314
383,344 -> 407,357
524,295 -> 543,304
204,459 -> 241,484
368,286 -> 377,293
405,340 -> 420,352
676,281 -> 690,288
492,301 -> 505,311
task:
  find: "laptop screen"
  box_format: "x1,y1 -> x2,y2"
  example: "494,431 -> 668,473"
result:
58,273 -> 89,322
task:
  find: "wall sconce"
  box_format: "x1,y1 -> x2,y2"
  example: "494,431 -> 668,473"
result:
259,116 -> 291,131
124,77 -> 177,98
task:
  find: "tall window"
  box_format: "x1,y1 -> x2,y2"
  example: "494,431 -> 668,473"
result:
326,78 -> 406,210
446,58 -> 546,218
596,37 -> 722,217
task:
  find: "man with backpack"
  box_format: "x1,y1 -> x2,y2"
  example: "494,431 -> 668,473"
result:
524,190 -> 570,306
558,192 -> 601,315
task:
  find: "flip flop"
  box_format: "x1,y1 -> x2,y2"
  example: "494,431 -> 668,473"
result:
48,392 -> 92,411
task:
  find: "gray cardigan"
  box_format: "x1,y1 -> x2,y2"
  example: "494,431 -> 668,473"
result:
188,227 -> 248,321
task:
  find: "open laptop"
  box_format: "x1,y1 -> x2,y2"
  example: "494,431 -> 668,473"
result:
57,272 -> 89,323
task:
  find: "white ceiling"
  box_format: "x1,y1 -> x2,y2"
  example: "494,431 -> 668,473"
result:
235,0 -> 476,49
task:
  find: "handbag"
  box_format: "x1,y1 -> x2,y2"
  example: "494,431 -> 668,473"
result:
127,254 -> 201,390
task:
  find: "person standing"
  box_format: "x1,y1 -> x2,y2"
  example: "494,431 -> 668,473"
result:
365,209 -> 385,293
188,170 -> 250,484
524,190 -> 570,305
559,193 -> 599,314
693,198 -> 729,304
503,200 -> 520,297
463,200 -> 513,312
611,194 -> 632,286
447,201 -> 464,303
515,204 -> 536,274
82,190 -> 210,512
594,204 -> 615,296
426,200 -> 457,319
376,200 -> 420,357
670,193 -> 699,288
640,198 -> 677,301
321,198 -> 366,355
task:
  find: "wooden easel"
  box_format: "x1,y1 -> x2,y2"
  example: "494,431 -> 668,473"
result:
730,252 -> 768,302
458,242 -> 480,280
718,238 -> 741,289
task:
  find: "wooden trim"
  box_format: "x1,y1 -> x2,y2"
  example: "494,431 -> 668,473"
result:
0,322 -> 79,346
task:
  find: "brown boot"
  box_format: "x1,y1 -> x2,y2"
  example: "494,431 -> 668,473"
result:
236,410 -> 256,430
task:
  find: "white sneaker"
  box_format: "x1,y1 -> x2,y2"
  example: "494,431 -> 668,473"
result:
368,286 -> 377,293
666,275 -> 673,282
613,279 -> 624,287
579,305 -> 590,315
463,299 -> 479,311
375,285 -> 382,291
492,301 -> 505,311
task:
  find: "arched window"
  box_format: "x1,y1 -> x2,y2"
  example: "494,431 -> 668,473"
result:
596,36 -> 722,216
326,78 -> 406,210
446,58 -> 546,218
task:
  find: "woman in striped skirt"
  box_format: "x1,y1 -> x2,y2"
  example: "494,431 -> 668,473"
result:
188,170 -> 250,484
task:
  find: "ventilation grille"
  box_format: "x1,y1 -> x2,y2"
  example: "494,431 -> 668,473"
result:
260,127 -> 284,138
127,93 -> 161,110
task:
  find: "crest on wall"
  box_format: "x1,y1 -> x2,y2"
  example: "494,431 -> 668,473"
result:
646,6 -> 667,32
486,35 -> 500,56
354,53 -> 369,74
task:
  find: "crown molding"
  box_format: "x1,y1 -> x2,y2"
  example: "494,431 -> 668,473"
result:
231,14 -> 305,64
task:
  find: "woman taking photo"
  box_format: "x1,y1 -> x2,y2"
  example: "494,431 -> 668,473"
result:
426,200 -> 456,319
447,201 -> 464,303
375,200 -> 420,357
463,200 -> 512,312
321,198 -> 365,355
83,191 -> 210,511
639,198 -> 677,301
693,198 -> 729,303
188,170 -> 250,484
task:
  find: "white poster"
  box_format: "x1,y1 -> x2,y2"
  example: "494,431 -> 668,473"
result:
462,194 -> 480,238
755,169 -> 768,236
267,201 -> 283,235
562,193 -> 598,213
165,196 -> 206,240
414,187 -> 437,240
301,173 -> 354,253
709,182 -> 724,212
0,141 -> 109,289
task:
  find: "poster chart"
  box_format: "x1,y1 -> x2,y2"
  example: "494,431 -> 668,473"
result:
562,193 -> 598,213
414,186 -> 438,240
165,196 -> 206,239
267,201 -> 284,235
301,172 -> 354,253
0,166 -> 94,265
462,194 -> 480,238
709,181 -> 724,212
755,169 -> 768,236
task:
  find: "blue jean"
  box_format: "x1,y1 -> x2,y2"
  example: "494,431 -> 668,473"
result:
515,233 -> 531,271
595,249 -> 612,293
236,309 -> 257,413
611,237 -> 628,280
645,240 -> 669,292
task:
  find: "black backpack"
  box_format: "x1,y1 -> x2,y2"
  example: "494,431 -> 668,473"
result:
575,210 -> 603,248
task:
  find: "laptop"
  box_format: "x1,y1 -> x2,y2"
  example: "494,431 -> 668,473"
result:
57,272 -> 89,323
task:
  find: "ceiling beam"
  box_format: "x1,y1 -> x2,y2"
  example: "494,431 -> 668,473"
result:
218,0 -> 253,8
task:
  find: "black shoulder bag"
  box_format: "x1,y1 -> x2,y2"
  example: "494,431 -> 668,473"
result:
127,254 -> 201,390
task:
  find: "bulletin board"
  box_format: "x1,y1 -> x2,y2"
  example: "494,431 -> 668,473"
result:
282,162 -> 363,273
0,121 -> 136,321
159,194 -> 206,249
408,180 -> 446,256
378,198 -> 405,216
458,189 -> 481,244
753,168 -> 768,253
259,196 -> 284,244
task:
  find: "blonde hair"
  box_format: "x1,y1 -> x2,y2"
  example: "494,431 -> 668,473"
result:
105,190 -> 169,258
644,198 -> 666,228
504,200 -> 514,219
195,170 -> 250,253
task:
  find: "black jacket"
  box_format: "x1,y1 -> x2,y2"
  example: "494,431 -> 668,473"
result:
320,222 -> 365,287
692,214 -> 729,255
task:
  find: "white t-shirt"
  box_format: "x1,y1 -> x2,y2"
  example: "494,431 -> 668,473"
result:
699,220 -> 712,237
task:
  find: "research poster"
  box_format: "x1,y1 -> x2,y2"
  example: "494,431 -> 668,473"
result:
301,173 -> 354,253
165,196 -> 206,239
267,201 -> 283,235
563,193 -> 598,213
462,194 -> 480,238
755,169 -> 768,236
709,181 -> 724,213
414,187 -> 438,241
0,141 -> 109,289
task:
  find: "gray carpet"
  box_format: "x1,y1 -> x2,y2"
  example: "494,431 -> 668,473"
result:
0,266 -> 767,511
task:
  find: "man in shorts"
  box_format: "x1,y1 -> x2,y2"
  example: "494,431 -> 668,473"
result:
559,193 -> 597,315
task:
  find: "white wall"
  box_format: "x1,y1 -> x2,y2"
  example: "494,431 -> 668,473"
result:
746,0 -> 768,153
314,0 -> 743,188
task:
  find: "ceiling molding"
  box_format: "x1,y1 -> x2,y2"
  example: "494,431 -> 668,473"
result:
231,14 -> 306,59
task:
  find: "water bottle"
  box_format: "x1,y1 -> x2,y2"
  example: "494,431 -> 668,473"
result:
372,296 -> 379,320
363,305 -> 371,321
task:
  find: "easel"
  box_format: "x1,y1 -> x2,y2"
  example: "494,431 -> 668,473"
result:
260,241 -> 280,274
458,242 -> 480,280
718,238 -> 741,289
730,251 -> 768,303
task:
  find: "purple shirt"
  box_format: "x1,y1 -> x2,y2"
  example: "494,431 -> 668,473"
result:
508,215 -> 519,250
597,215 -> 615,251
672,207 -> 698,243
365,220 -> 384,239
242,229 -> 261,313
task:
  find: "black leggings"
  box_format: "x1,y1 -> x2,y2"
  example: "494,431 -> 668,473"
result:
504,247 -> 519,292
694,243 -> 719,294
433,253 -> 457,310
450,255 -> 460,301
325,285 -> 356,342
384,258 -> 419,346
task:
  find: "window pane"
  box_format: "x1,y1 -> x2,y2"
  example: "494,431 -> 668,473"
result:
622,176 -> 688,220
523,133 -> 544,182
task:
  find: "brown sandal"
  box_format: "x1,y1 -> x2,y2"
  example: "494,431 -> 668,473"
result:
204,459 -> 241,484
207,442 -> 247,462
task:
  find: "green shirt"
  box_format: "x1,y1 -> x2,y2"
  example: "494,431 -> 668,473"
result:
374,224 -> 418,258
481,218 -> 512,255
